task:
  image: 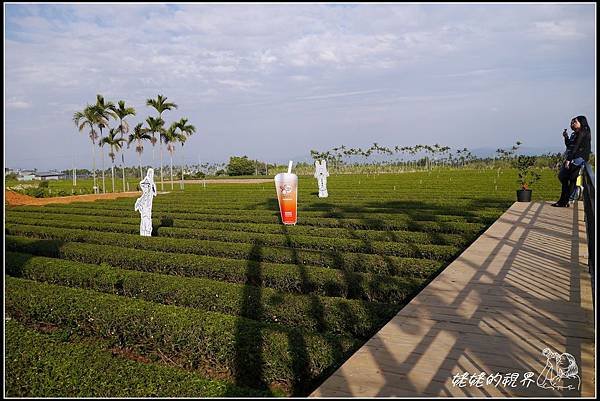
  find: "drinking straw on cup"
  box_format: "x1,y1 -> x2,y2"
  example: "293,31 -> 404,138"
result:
287,160 -> 293,174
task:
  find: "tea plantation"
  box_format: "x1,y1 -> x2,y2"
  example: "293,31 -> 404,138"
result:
5,169 -> 560,396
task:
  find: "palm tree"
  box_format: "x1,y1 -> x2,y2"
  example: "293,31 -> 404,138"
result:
145,116 -> 165,168
175,117 -> 196,189
92,94 -> 117,193
147,94 -> 178,191
100,128 -> 126,193
128,123 -> 152,179
73,105 -> 99,192
162,123 -> 186,190
113,100 -> 136,192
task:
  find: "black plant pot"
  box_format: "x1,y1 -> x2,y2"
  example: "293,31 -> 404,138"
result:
516,189 -> 532,202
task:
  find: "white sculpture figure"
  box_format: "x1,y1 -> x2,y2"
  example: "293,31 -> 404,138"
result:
314,159 -> 329,198
134,168 -> 157,236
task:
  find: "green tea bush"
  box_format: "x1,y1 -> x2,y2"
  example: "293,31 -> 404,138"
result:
5,320 -> 272,397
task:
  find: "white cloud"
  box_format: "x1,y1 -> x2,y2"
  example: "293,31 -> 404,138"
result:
216,79 -> 260,90
4,3 -> 595,169
531,20 -> 586,40
6,98 -> 32,109
297,89 -> 383,101
289,75 -> 310,82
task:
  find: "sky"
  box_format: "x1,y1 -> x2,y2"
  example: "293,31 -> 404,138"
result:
4,2 -> 596,170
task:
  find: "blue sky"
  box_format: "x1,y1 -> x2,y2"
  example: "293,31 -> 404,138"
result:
4,3 -> 596,170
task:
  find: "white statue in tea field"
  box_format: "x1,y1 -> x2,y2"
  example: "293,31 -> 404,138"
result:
314,159 -> 329,198
135,168 -> 157,236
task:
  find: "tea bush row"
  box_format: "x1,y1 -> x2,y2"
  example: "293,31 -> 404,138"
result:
6,236 -> 425,303
5,319 -> 272,397
5,216 -> 462,259
6,210 -> 471,246
5,225 -> 452,274
6,277 -> 358,393
7,207 -> 485,233
6,251 -> 396,338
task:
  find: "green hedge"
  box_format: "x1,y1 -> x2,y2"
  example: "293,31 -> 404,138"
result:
6,252 -> 396,338
5,224 -> 449,275
6,277 -> 358,394
6,211 -> 470,246
88,199 -> 507,214
5,319 -> 274,397
5,236 -> 425,303
5,216 -> 462,258
7,206 -> 484,233
56,202 -> 489,223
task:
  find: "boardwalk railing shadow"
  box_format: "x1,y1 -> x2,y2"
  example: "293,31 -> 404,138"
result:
311,201 -> 594,397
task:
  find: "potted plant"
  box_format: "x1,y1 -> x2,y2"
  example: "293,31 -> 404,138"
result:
514,155 -> 541,202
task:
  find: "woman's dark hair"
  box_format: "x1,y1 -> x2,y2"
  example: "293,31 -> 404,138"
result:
574,115 -> 591,134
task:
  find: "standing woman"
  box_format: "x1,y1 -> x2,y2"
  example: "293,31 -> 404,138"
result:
552,115 -> 592,207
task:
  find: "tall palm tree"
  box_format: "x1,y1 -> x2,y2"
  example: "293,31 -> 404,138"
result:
175,117 -> 196,189
146,94 -> 178,191
128,122 -> 152,179
114,100 -> 136,191
100,128 -> 126,193
145,116 -> 165,168
162,123 -> 186,190
73,105 -> 99,191
92,94 -> 117,193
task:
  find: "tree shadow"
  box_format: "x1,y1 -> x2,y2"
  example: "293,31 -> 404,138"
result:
5,237 -> 65,259
244,194 -> 519,396
151,215 -> 173,236
5,249 -> 38,277
280,224 -> 354,397
232,242 -> 268,391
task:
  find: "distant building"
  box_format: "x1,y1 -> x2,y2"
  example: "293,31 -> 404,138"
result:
16,170 -> 36,181
33,171 -> 66,181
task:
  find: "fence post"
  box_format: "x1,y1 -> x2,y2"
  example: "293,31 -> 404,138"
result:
582,162 -> 595,307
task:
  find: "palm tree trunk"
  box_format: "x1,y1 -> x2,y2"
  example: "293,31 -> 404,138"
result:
100,128 -> 106,193
160,143 -> 164,191
120,126 -> 126,193
121,153 -> 126,193
170,152 -> 174,190
91,142 -> 97,193
152,141 -> 156,169
111,163 -> 115,193
110,145 -> 115,193
180,147 -> 184,190
138,145 -> 143,179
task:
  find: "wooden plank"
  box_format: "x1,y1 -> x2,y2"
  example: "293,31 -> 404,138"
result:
311,202 -> 595,398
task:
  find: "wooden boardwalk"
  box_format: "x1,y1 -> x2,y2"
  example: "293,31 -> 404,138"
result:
311,201 -> 595,397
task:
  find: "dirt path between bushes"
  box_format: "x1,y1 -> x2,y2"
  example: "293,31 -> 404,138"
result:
5,190 -> 144,206
5,179 -> 272,206
167,179 -> 272,184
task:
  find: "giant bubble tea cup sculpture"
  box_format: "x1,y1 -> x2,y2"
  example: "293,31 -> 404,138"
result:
135,168 -> 157,236
274,161 -> 298,225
